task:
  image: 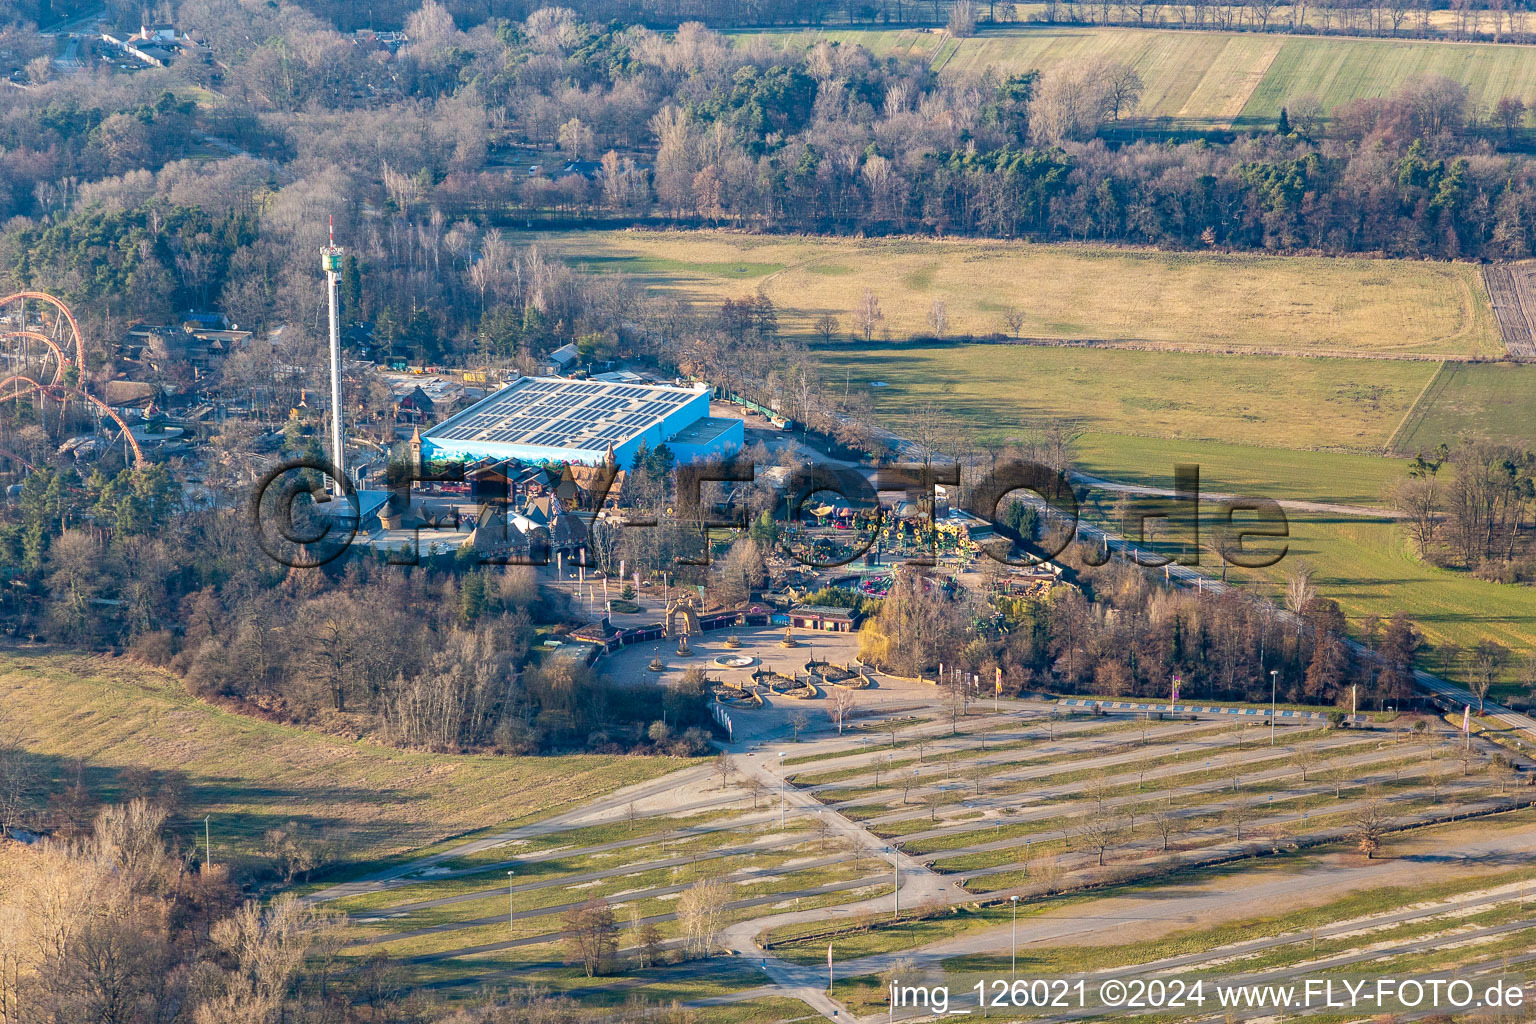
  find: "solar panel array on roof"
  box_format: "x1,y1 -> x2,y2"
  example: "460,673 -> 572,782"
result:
425,376 -> 704,453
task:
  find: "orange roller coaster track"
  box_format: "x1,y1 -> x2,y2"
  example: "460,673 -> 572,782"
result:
0,331 -> 67,385
0,292 -> 86,371
0,374 -> 144,467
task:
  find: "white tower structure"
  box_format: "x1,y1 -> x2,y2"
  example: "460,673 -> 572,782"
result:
321,217 -> 346,495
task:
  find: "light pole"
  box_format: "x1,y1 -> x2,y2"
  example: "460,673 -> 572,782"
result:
1010,894 -> 1020,977
1270,669 -> 1279,746
887,846 -> 899,919
508,869 -> 515,934
779,751 -> 787,828
204,815 -> 212,870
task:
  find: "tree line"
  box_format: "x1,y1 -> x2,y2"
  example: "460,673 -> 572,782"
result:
10,5 -> 1536,362
857,549 -> 1421,711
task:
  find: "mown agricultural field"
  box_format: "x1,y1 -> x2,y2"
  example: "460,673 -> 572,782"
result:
0,654 -> 692,868
1242,34 -> 1536,124
548,230 -> 1499,358
740,25 -> 1536,131
814,342 -> 1434,451
1390,360 -> 1536,454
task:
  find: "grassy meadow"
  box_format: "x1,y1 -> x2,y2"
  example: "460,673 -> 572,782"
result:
0,654 -> 693,867
1073,433 -> 1409,506
1223,513 -> 1536,699
1391,360 -> 1536,454
549,230 -> 1499,358
740,25 -> 1536,130
814,342 -> 1435,450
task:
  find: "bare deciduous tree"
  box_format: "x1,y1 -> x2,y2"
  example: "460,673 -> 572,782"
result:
857,289 -> 884,342
713,754 -> 736,790
926,300 -> 948,339
830,689 -> 856,734
1348,791 -> 1395,859
1076,808 -> 1124,866
789,710 -> 810,741
1001,306 -> 1028,338
561,896 -> 618,977
677,877 -> 729,957
921,788 -> 946,822
1148,807 -> 1182,851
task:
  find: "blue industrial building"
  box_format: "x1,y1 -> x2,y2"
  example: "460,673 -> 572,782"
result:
420,376 -> 743,468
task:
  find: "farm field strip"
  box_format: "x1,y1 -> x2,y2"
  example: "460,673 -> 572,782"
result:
1071,432 -> 1409,508
1240,34 -> 1536,124
543,230 -> 1498,358
1480,263 -> 1536,359
1389,359 -> 1536,454
1222,513 -> 1536,696
815,342 -> 1437,454
743,25 -> 1536,131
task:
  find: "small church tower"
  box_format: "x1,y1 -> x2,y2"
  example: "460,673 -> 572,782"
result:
409,424 -> 424,480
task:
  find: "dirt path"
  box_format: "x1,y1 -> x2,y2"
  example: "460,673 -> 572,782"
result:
1071,472 -> 1404,520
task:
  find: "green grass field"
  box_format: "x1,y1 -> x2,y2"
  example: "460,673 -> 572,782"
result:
1242,35 -> 1536,125
1222,513 -> 1536,695
739,25 -> 1536,130
547,230 -> 1499,358
1391,361 -> 1536,454
0,654 -> 693,867
1073,433 -> 1408,506
817,343 -> 1433,451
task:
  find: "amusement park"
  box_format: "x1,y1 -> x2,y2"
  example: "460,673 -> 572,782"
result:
0,290 -> 147,475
